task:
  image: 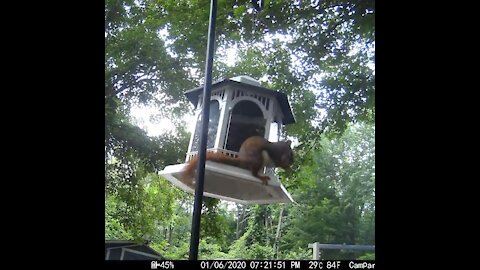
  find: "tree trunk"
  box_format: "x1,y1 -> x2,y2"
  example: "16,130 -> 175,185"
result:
236,205 -> 247,239
273,207 -> 284,258
236,205 -> 241,239
265,212 -> 270,246
168,224 -> 173,245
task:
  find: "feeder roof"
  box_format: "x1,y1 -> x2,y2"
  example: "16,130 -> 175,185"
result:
184,78 -> 296,125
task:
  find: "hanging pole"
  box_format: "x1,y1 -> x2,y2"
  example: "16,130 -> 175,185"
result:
189,0 -> 217,260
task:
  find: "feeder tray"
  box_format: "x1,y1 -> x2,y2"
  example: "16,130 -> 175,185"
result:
159,161 -> 294,204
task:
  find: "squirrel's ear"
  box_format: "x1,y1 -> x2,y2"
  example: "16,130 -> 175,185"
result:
285,140 -> 292,146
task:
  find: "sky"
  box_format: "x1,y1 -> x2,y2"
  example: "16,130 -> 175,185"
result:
130,104 -> 196,137
130,47 -> 239,137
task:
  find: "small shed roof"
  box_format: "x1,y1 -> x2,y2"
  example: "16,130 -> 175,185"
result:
105,240 -> 163,260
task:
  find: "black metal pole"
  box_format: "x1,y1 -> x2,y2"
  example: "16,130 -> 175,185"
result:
189,0 -> 217,261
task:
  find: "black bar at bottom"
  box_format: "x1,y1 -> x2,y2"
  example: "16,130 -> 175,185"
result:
105,260 -> 377,270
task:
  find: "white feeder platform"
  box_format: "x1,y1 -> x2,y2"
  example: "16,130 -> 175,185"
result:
159,161 -> 294,205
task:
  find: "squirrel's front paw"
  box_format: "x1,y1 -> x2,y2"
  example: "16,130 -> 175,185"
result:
258,176 -> 270,185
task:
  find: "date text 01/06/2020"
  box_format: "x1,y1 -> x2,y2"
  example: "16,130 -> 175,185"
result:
200,260 -> 289,270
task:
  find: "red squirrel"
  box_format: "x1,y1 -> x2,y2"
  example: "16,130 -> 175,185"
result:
181,136 -> 294,186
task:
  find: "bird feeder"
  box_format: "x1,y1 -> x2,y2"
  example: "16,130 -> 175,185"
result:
159,76 -> 295,204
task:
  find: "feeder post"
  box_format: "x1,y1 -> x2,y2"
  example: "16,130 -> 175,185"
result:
188,0 -> 217,260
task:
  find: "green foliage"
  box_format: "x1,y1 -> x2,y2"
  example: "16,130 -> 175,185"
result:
162,237 -> 230,260
282,247 -> 312,260
357,252 -> 375,260
105,196 -> 134,240
201,198 -> 236,250
245,243 -> 275,260
224,204 -> 281,259
227,233 -> 248,259
215,0 -> 375,136
105,174 -> 177,242
227,231 -> 274,259
164,241 -> 190,259
149,240 -> 170,254
280,123 -> 375,259
198,238 -> 229,259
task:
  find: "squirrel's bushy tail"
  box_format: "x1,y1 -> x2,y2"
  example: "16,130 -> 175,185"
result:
181,152 -> 241,184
